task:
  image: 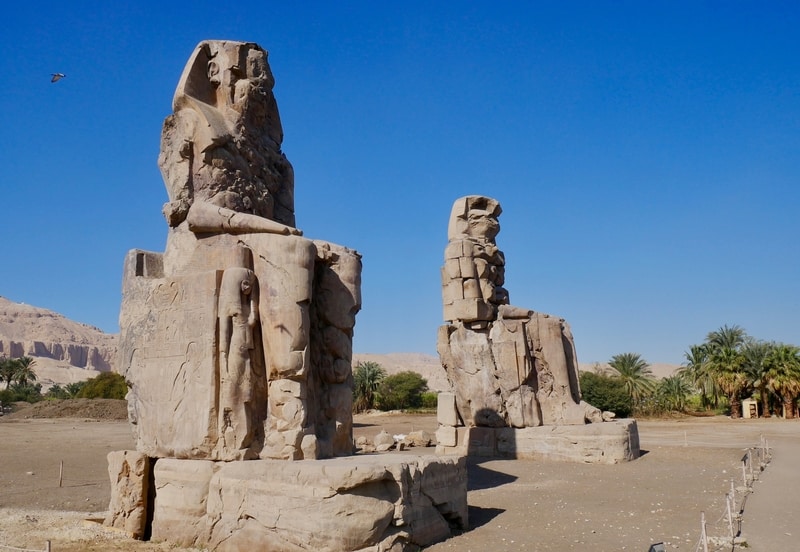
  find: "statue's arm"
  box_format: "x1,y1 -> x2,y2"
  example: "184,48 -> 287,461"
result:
187,201 -> 302,236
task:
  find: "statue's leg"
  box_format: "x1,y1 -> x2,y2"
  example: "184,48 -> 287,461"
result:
244,234 -> 316,459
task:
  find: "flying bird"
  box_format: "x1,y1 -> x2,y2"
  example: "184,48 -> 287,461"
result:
51,73 -> 66,83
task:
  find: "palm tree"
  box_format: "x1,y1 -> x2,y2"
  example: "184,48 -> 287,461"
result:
703,325 -> 751,419
0,356 -> 17,389
608,353 -> 656,411
658,374 -> 693,412
12,357 -> 38,387
65,382 -> 85,398
742,339 -> 774,417
706,324 -> 746,351
353,361 -> 386,413
679,344 -> 718,410
763,344 -> 800,419
709,346 -> 747,418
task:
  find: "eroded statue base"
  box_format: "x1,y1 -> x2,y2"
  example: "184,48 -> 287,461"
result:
105,453 -> 468,552
435,419 -> 640,464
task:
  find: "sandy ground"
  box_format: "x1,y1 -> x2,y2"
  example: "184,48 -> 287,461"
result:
0,409 -> 797,551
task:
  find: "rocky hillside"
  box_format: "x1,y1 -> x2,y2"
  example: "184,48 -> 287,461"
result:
0,296 -> 118,386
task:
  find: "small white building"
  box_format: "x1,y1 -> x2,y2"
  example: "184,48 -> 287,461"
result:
742,398 -> 759,419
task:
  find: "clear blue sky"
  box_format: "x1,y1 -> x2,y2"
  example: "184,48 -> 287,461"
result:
1,2 -> 798,365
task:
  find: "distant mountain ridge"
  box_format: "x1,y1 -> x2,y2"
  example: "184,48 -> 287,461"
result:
0,296 -> 117,386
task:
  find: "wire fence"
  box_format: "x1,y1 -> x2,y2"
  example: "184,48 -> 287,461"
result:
691,434 -> 772,552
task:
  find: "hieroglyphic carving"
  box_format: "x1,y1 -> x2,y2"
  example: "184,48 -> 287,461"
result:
122,270 -> 220,458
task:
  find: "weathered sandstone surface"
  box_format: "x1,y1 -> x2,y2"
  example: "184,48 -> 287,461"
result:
148,454 -> 467,551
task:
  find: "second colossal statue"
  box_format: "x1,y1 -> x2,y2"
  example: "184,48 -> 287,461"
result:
438,195 -> 604,428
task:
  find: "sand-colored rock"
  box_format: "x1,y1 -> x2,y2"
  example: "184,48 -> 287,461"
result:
151,459 -> 216,545
436,196 -> 639,462
435,419 -> 640,464
437,196 -> 600,428
104,450 -> 150,539
119,41 -> 361,462
108,40 -> 467,552
147,454 -> 467,551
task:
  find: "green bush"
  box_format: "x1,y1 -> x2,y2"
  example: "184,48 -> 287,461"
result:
0,383 -> 44,404
579,371 -> 632,418
45,384 -> 70,400
376,371 -> 428,411
76,372 -> 128,400
64,381 -> 86,398
420,391 -> 438,409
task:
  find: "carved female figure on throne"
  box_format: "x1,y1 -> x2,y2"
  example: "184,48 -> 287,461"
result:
218,266 -> 260,459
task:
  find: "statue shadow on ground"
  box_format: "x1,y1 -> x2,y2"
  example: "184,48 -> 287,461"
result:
444,409 -> 517,529
467,504 -> 505,530
465,460 -> 509,529
457,408 -> 518,528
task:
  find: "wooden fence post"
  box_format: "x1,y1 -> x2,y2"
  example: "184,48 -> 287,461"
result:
700,511 -> 709,552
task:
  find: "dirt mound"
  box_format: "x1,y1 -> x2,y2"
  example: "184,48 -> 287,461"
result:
3,398 -> 128,420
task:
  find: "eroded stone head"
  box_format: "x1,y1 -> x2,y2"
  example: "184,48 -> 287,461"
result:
159,40 -> 295,228
447,195 -> 502,242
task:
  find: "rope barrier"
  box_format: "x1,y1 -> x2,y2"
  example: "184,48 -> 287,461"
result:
693,437 -> 773,552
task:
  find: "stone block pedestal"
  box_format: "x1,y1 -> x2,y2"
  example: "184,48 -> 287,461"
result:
435,419 -> 640,464
106,453 -> 468,551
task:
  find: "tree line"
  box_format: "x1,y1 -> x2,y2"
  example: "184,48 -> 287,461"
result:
0,356 -> 43,402
581,324 -> 800,419
0,355 -> 127,404
7,323 -> 798,420
352,361 -> 436,412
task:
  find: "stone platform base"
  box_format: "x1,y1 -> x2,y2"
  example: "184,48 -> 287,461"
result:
435,419 -> 640,464
106,452 -> 467,552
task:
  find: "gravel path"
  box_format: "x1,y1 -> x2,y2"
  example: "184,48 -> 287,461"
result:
737,423 -> 800,551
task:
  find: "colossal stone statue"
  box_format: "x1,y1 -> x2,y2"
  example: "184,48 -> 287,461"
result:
438,195 -> 603,428
119,41 -> 362,461
109,40 -> 469,550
